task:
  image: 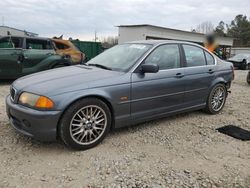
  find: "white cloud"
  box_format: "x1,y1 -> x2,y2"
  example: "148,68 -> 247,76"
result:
0,0 -> 249,40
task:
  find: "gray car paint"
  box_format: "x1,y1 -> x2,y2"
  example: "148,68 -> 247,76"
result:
6,40 -> 234,141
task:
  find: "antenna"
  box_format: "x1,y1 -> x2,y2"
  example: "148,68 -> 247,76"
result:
2,16 -> 4,26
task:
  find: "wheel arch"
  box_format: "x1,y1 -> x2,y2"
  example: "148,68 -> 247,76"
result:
210,77 -> 228,90
207,77 -> 229,100
56,94 -> 115,139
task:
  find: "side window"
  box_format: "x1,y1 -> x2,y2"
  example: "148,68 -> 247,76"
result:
205,51 -> 215,65
183,45 -> 206,67
144,44 -> 181,70
0,37 -> 23,49
0,37 -> 14,48
26,39 -> 53,50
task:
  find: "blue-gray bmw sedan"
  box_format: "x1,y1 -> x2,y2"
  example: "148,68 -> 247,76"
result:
6,40 -> 234,150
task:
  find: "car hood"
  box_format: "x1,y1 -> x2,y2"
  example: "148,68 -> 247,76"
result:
228,57 -> 243,62
13,65 -> 124,96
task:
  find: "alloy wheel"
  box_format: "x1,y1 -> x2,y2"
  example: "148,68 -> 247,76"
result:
211,86 -> 226,112
69,105 -> 107,145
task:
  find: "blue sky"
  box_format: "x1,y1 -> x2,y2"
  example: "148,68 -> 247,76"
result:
1,0 -> 250,41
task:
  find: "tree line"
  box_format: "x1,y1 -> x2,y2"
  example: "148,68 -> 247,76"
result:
194,14 -> 250,47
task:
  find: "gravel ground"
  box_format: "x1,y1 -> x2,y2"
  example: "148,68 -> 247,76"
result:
0,70 -> 250,188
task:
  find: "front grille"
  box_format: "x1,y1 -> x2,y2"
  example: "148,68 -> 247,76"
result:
10,87 -> 16,101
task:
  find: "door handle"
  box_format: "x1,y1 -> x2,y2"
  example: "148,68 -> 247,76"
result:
175,72 -> 184,78
207,69 -> 214,74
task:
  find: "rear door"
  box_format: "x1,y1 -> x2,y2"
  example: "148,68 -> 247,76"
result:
22,38 -> 55,74
0,36 -> 23,78
181,44 -> 216,106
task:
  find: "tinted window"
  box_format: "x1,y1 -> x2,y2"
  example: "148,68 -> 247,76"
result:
144,44 -> 180,70
183,45 -> 206,67
205,51 -> 215,65
26,39 -> 53,50
0,37 -> 22,48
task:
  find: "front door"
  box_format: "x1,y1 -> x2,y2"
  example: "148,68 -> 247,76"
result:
0,37 -> 23,79
131,44 -> 185,120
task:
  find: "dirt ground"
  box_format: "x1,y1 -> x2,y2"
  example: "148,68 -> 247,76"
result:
0,70 -> 249,188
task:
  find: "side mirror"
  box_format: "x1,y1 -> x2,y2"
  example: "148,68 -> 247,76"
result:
141,64 -> 159,73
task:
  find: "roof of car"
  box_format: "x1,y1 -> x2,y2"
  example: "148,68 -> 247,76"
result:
0,35 -> 50,40
126,40 -> 202,46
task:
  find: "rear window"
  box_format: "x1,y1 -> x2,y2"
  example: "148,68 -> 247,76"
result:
26,39 -> 53,50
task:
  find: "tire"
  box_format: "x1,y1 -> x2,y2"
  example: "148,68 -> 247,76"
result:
59,98 -> 111,150
247,71 -> 250,85
247,64 -> 250,70
242,59 -> 247,70
204,84 -> 227,114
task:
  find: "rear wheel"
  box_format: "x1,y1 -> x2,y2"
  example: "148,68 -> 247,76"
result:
204,84 -> 227,114
247,71 -> 250,85
242,59 -> 247,70
247,64 -> 250,70
59,98 -> 111,150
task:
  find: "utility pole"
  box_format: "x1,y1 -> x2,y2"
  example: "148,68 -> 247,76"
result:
94,30 -> 98,42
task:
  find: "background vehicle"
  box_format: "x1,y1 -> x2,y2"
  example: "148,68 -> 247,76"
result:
247,71 -> 250,85
52,38 -> 85,64
0,36 -> 71,79
228,54 -> 250,70
6,41 -> 234,150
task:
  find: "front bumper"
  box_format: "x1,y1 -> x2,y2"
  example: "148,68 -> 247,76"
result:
6,95 -> 62,141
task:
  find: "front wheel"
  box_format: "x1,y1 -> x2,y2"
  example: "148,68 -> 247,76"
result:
59,98 -> 111,150
242,59 -> 247,70
204,84 -> 227,114
247,71 -> 250,85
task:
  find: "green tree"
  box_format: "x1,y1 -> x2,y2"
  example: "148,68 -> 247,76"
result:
214,15 -> 250,46
227,15 -> 250,46
214,21 -> 226,36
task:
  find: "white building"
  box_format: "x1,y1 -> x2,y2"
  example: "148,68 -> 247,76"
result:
118,24 -> 233,48
0,26 -> 38,37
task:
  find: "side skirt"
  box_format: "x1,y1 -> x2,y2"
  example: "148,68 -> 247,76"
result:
114,103 -> 206,129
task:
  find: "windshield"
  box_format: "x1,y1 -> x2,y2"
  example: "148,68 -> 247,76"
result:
86,43 -> 152,72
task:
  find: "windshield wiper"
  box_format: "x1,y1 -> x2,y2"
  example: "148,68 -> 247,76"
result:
87,63 -> 112,70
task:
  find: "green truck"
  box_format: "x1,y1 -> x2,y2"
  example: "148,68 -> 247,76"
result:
0,36 -> 71,79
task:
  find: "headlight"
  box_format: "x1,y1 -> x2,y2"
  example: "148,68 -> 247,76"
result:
18,92 -> 54,109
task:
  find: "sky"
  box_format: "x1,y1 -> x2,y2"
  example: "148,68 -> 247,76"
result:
0,0 -> 250,41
